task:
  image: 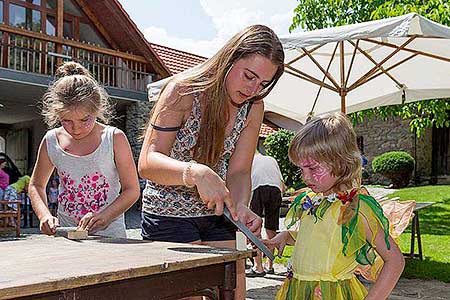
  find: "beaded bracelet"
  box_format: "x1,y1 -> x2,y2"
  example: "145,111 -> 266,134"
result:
182,160 -> 196,188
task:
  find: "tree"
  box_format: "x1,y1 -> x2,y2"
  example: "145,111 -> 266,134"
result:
290,0 -> 450,137
263,129 -> 304,190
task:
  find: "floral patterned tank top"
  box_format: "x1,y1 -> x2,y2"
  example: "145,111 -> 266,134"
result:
142,93 -> 251,217
45,125 -> 126,238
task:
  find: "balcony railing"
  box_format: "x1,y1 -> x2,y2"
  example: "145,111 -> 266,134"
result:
0,25 -> 151,92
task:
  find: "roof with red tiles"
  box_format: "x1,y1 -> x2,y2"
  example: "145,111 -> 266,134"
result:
150,43 -> 208,75
260,121 -> 279,138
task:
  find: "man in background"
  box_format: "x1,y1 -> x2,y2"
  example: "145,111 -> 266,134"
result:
247,150 -> 284,277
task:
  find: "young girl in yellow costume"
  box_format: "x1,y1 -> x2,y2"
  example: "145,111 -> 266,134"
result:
266,113 -> 405,300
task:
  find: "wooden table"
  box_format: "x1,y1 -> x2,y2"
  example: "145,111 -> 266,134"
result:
0,235 -> 253,300
406,202 -> 435,260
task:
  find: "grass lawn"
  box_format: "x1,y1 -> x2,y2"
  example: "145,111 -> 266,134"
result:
274,185 -> 450,283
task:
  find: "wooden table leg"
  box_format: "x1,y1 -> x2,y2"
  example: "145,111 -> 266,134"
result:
219,261 -> 236,300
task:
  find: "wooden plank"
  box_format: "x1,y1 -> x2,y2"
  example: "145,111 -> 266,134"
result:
0,235 -> 252,299
55,227 -> 88,240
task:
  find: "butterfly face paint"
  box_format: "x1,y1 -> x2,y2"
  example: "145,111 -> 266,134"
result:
298,159 -> 338,195
59,109 -> 96,140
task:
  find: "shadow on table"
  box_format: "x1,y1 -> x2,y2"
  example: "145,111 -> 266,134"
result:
169,246 -> 237,255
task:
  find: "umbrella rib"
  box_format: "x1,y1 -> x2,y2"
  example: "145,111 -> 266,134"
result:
348,36 -> 416,91
344,40 -> 359,88
301,45 -> 341,89
311,42 -> 340,114
284,66 -> 338,92
347,40 -> 403,90
351,53 -> 419,91
286,44 -> 325,66
362,38 -> 450,63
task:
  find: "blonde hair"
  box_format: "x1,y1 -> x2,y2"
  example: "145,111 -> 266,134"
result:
156,25 -> 284,167
288,112 -> 362,191
41,61 -> 113,128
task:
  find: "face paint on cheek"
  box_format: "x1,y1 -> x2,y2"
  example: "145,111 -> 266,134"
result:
312,166 -> 331,184
82,115 -> 95,129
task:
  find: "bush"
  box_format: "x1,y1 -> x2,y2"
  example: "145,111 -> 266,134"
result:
263,129 -> 304,190
372,151 -> 415,188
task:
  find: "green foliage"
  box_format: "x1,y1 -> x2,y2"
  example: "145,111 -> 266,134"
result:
372,151 -> 415,174
290,0 -> 450,137
372,151 -> 415,187
263,129 -> 304,190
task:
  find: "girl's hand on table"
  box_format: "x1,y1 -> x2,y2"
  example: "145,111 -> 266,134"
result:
40,215 -> 59,235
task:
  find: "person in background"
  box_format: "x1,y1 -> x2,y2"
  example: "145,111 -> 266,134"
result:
246,150 -> 284,277
47,178 -> 59,217
4,175 -> 30,209
0,158 -> 10,199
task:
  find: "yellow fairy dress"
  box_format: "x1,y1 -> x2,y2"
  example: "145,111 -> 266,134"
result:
276,188 -> 391,300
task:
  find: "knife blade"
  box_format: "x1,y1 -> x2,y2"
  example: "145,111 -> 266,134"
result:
223,206 -> 275,261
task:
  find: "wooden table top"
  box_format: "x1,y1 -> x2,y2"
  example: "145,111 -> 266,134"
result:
0,235 -> 253,299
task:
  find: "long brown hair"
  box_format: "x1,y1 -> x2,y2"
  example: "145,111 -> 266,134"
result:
289,113 -> 362,191
158,25 -> 284,167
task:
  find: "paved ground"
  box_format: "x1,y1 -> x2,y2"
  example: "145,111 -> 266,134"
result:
14,188 -> 450,299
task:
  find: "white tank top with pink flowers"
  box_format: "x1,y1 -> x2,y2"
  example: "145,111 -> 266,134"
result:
45,125 -> 126,238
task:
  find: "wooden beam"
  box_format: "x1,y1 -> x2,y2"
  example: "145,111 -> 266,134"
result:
56,0 -> 63,65
0,24 -> 148,63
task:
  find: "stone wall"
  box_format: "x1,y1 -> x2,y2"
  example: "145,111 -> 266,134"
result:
354,116 -> 432,185
125,101 -> 154,164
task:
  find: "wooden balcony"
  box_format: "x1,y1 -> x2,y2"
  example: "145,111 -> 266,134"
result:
0,24 -> 152,92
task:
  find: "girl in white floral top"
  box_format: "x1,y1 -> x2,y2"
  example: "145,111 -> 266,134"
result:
29,62 -> 140,238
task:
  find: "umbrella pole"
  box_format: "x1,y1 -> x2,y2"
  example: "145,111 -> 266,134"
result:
340,90 -> 346,113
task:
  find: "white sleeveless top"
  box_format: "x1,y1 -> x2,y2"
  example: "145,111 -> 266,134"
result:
45,125 -> 126,238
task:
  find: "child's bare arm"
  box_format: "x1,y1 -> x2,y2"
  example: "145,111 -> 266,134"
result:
29,138 -> 59,234
263,230 -> 295,257
363,217 -> 405,300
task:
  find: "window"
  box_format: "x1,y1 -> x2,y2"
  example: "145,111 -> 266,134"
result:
9,4 -> 41,32
0,1 -> 3,23
80,22 -> 107,47
63,20 -> 73,38
46,15 -> 56,35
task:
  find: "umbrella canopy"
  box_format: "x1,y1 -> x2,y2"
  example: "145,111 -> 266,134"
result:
265,13 -> 450,123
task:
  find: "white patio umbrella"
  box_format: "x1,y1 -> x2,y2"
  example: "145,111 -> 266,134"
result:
265,13 -> 450,123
